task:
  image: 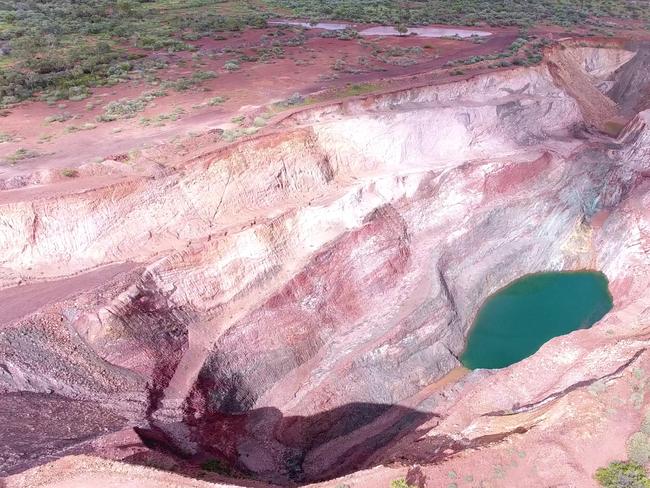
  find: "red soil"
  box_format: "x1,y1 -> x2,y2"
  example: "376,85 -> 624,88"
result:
0,262 -> 138,326
0,24 -> 521,178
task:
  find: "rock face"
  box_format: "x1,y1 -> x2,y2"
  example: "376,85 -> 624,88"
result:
2,42 -> 650,487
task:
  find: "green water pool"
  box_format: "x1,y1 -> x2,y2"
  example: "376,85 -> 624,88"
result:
460,271 -> 613,370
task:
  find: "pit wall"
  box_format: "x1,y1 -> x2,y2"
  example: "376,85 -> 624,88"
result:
0,46 -> 632,287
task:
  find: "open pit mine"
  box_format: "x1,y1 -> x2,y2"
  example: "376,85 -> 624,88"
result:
2,41 -> 650,488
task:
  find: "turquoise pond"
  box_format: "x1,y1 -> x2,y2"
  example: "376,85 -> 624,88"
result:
460,271 -> 613,370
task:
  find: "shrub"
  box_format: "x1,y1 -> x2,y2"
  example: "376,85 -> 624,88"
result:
67,86 -> 90,101
286,92 -> 304,106
641,411 -> 650,435
45,112 -> 73,123
224,61 -> 240,71
390,479 -> 416,488
208,96 -> 228,105
4,148 -> 40,164
337,28 -> 359,40
222,129 -> 242,142
99,99 -> 147,121
61,168 -> 79,177
629,432 -> 650,465
64,123 -> 96,133
342,83 -> 379,96
200,458 -> 231,475
97,90 -> 166,122
595,461 -> 650,488
191,70 -> 217,81
161,71 -> 215,92
332,58 -> 347,71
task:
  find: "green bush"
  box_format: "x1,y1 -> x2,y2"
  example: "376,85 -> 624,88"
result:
595,461 -> 650,488
390,479 -> 416,488
200,458 -> 231,475
97,90 -> 166,122
161,71 -> 216,92
61,168 -> 79,177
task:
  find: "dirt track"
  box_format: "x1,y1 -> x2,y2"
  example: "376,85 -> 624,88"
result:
0,262 -> 137,326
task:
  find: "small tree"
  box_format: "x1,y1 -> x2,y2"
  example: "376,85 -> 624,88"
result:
61,168 -> 79,178
396,23 -> 409,36
595,461 -> 650,488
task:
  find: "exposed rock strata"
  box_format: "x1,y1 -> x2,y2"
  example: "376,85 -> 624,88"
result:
2,43 -> 650,487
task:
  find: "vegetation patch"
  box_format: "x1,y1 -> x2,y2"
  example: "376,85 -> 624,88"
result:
340,82 -> 380,97
140,107 -> 186,127
390,479 -> 416,488
629,431 -> 650,464
596,461 -> 650,488
445,35 -> 550,70
0,0 -> 268,106
3,147 -> 40,164
224,60 -> 241,72
97,90 -> 166,122
208,96 -> 228,105
252,116 -> 267,127
200,458 -> 231,475
161,70 -> 217,92
64,123 -> 97,133
45,112 -> 74,124
264,0 -> 649,28
320,28 -> 359,40
60,168 -> 79,177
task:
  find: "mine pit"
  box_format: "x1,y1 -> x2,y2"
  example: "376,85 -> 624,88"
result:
1,39 -> 650,488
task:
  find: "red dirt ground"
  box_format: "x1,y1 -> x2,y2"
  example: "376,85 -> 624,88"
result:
0,261 -> 138,326
1,22 -> 648,183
